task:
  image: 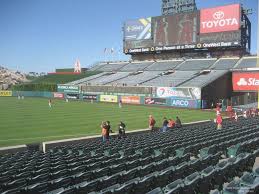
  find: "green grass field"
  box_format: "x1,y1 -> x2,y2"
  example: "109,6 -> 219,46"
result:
0,97 -> 216,147
28,71 -> 101,84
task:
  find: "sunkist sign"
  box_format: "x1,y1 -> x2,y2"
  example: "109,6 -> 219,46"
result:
200,4 -> 240,34
233,72 -> 259,91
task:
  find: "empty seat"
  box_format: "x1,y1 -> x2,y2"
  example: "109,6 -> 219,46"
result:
163,179 -> 184,194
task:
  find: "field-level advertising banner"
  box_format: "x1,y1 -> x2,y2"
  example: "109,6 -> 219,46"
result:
156,87 -> 201,100
145,97 -> 166,105
57,85 -> 79,93
66,93 -> 79,99
100,95 -> 118,103
200,4 -> 241,34
0,90 -> 12,96
124,17 -> 151,40
53,92 -> 64,99
232,72 -> 259,91
121,96 -> 140,104
83,94 -> 97,101
171,99 -> 201,109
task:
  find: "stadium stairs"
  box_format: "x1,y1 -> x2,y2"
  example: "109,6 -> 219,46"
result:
1,118 -> 259,193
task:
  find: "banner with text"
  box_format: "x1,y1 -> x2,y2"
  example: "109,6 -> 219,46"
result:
83,94 -> 97,101
171,98 -> 201,109
121,96 -> 141,104
57,85 -> 79,93
145,97 -> 166,105
156,87 -> 201,100
0,91 -> 12,97
100,95 -> 118,103
53,92 -> 64,99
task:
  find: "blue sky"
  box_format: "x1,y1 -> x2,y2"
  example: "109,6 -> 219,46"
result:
0,0 -> 257,73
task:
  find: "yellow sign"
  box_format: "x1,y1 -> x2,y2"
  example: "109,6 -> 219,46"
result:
100,95 -> 118,103
0,91 -> 12,96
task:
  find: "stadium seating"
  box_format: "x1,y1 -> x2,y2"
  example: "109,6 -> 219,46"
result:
141,71 -> 197,87
234,57 -> 259,69
95,62 -> 129,72
210,58 -> 240,70
1,117 -> 259,193
118,62 -> 154,72
179,70 -> 228,88
175,58 -> 217,71
109,71 -> 162,86
145,60 -> 183,71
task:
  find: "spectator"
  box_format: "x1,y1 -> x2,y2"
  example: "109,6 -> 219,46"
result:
234,112 -> 238,122
101,121 -> 107,142
149,115 -> 156,131
216,113 -> 223,130
161,117 -> 168,132
175,116 -> 182,128
118,121 -> 126,139
243,110 -> 247,119
167,119 -> 175,129
105,121 -> 111,141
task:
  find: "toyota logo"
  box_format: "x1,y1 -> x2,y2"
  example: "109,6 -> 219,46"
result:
213,11 -> 225,20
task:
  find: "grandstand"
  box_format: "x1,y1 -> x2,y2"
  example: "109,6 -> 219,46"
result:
1,118 -> 259,193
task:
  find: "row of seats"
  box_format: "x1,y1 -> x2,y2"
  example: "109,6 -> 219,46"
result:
1,118 -> 259,193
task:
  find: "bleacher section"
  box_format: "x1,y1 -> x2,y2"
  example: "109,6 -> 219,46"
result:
211,58 -> 240,70
141,71 -> 197,87
109,71 -> 162,86
1,118 -> 259,193
96,62 -> 128,72
235,57 -> 259,69
69,72 -> 107,85
68,57 -> 259,88
87,72 -> 129,85
180,70 -> 228,88
145,60 -> 183,71
176,59 -> 217,71
119,62 -> 154,72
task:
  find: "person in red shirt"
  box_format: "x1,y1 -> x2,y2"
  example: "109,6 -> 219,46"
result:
101,121 -> 107,142
167,119 -> 175,129
149,115 -> 156,131
216,113 -> 223,130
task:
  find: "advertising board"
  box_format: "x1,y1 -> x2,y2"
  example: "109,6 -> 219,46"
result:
66,93 -> 79,99
53,92 -> 64,99
199,30 -> 241,43
0,91 -> 12,96
232,72 -> 259,91
156,87 -> 201,100
152,12 -> 198,46
171,98 -> 201,109
121,96 -> 140,104
82,94 -> 97,101
145,97 -> 166,105
57,85 -> 79,93
200,4 -> 241,34
124,17 -> 152,40
100,95 -> 118,103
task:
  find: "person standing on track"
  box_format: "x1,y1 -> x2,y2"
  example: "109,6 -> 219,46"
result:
119,99 -> 122,108
48,99 -> 52,108
149,115 -> 156,131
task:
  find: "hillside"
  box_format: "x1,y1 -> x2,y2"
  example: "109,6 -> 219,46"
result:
0,66 -> 28,89
29,71 -> 101,84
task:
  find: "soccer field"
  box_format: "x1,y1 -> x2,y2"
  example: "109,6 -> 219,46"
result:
0,97 -> 216,147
